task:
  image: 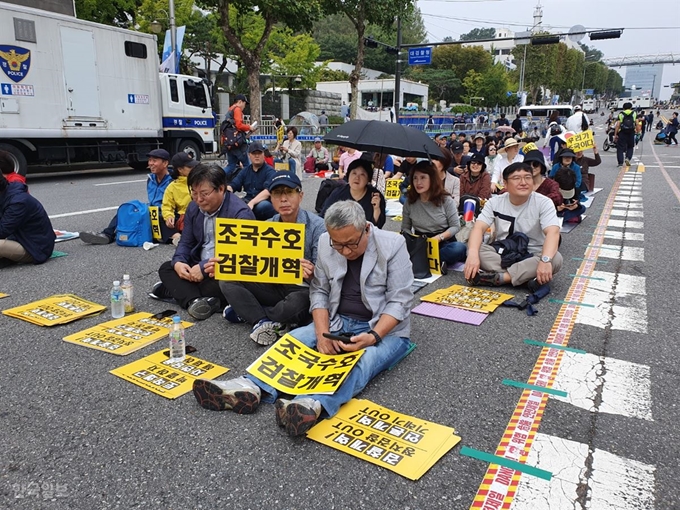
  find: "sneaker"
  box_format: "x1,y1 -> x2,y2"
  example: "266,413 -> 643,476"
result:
275,398 -> 322,436
222,305 -> 246,324
467,270 -> 502,287
624,158 -> 630,166
250,319 -> 289,346
187,297 -> 221,320
192,376 -> 261,414
148,281 -> 175,302
79,231 -> 112,245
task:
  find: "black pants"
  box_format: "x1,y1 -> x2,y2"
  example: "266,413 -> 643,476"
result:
616,132 -> 635,165
669,132 -> 678,145
219,280 -> 311,326
158,260 -> 226,308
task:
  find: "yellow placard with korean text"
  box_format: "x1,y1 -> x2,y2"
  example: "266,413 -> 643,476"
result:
0,293 -> 8,299
246,334 -> 363,395
276,124 -> 285,146
110,350 -> 229,399
420,284 -> 513,313
384,179 -> 402,201
149,206 -> 162,242
63,312 -> 194,355
2,294 -> 105,326
565,129 -> 595,152
214,219 -> 305,284
306,399 -> 461,480
426,238 -> 443,275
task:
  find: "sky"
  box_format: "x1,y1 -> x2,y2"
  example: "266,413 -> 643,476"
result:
416,0 -> 680,100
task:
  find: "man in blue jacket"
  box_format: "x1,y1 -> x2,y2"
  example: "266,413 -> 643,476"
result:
0,175 -> 55,267
150,164 -> 255,320
227,142 -> 276,220
79,148 -> 173,244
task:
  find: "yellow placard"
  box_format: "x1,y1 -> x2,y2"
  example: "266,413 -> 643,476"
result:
110,350 -> 229,399
0,293 -> 8,299
2,294 -> 106,326
274,162 -> 289,171
426,238 -> 443,275
63,312 -> 194,355
306,399 -> 461,480
565,129 -> 595,152
384,179 -> 402,201
420,284 -> 513,313
246,334 -> 364,395
276,125 -> 285,146
214,219 -> 305,284
149,206 -> 162,242
522,142 -> 538,154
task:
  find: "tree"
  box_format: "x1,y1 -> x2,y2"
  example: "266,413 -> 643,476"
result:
459,27 -> 495,42
478,64 -> 511,107
267,30 -> 321,89
432,45 -> 493,78
405,67 -> 461,104
317,68 -> 351,81
462,69 -> 482,103
75,0 -> 142,27
578,43 -> 603,63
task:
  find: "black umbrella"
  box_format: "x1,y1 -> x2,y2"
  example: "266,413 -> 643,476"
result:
323,120 -> 442,159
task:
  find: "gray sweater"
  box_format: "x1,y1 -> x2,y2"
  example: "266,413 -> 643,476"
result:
401,195 -> 461,239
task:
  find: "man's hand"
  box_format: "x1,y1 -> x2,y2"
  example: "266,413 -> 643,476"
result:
165,217 -> 175,228
247,200 -> 255,210
317,333 -> 342,355
536,260 -> 553,285
453,165 -> 465,176
188,263 -> 204,282
300,259 -> 315,280
204,259 -> 216,278
339,332 -> 375,352
174,262 -> 192,281
464,255 -> 481,281
371,192 -> 381,209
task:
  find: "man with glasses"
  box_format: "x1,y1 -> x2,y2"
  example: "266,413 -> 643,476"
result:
217,171 -> 326,345
150,164 -> 255,320
192,200 -> 414,436
464,162 -> 562,291
227,141 -> 276,220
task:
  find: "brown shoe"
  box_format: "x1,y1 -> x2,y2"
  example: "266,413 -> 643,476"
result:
192,377 -> 260,414
274,398 -> 322,436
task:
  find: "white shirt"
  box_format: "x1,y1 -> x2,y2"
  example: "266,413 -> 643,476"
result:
565,111 -> 590,133
491,153 -> 524,185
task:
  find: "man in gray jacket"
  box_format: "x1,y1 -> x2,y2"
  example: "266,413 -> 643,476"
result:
193,200 -> 414,436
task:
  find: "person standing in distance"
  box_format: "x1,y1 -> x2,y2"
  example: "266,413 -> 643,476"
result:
223,94 -> 253,180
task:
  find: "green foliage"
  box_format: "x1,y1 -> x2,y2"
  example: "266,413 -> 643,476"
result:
462,69 -> 483,101
459,27 -> 495,42
478,64 -> 512,106
267,29 -> 321,88
317,68 -> 352,81
405,67 -> 461,104
75,0 -> 142,26
578,43 -> 604,63
432,45 -> 493,78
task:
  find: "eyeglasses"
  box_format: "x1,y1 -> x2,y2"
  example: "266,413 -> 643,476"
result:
270,187 -> 301,197
470,161 -> 483,166
488,148 -> 497,152
506,175 -> 534,183
329,227 -> 367,251
190,187 -> 216,200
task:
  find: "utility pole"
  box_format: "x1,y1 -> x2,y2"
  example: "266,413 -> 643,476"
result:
394,17 -> 402,123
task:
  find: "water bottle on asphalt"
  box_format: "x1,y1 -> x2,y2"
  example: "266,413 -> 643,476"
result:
121,274 -> 134,313
168,315 -> 186,362
110,280 -> 125,319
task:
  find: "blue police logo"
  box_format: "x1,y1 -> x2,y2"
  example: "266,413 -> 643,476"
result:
0,45 -> 31,83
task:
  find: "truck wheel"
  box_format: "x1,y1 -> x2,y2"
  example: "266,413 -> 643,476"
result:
0,143 -> 28,176
176,140 -> 201,161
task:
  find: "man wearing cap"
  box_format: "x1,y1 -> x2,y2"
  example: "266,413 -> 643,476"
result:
217,171 -> 327,345
223,94 -> 253,180
79,149 -> 173,244
464,161 -> 562,291
490,138 -> 524,193
227,142 -> 277,220
449,141 -> 471,177
307,138 -> 330,172
565,105 -> 589,134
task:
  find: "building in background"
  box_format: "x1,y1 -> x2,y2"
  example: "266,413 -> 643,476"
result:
623,64 -> 663,100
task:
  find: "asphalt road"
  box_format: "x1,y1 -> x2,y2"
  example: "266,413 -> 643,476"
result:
1,113 -> 678,509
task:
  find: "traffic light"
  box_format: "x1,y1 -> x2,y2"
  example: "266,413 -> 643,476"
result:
363,37 -> 378,48
531,35 -> 561,45
589,30 -> 622,40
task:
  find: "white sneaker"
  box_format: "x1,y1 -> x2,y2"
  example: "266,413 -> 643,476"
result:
250,319 -> 289,345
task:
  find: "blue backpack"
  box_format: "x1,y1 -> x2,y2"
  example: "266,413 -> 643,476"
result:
116,200 -> 153,247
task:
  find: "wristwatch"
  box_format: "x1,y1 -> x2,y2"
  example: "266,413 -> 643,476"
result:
540,255 -> 552,263
367,330 -> 382,345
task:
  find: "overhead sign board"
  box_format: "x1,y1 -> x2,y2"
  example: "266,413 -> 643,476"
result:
408,48 -> 432,65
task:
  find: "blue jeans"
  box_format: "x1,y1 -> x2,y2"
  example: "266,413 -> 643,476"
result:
252,200 -> 276,220
225,146 -> 249,180
248,317 -> 411,416
439,240 -> 467,265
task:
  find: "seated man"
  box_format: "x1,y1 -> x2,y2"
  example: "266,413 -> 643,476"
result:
80,149 -> 173,244
192,200 -> 414,436
307,138 -> 330,172
0,175 -> 55,267
227,142 -> 276,221
464,162 -> 562,291
218,171 -> 327,345
151,164 -> 255,320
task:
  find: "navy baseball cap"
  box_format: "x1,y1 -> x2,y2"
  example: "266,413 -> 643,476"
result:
450,141 -> 464,154
147,148 -> 170,160
248,142 -> 265,153
235,94 -> 248,103
268,171 -> 302,192
170,152 -> 199,169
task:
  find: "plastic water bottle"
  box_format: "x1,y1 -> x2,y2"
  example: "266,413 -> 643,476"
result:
168,315 -> 186,362
110,280 -> 125,319
121,274 -> 134,313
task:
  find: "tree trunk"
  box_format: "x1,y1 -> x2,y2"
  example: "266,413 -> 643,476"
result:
245,59 -> 262,123
349,14 -> 366,120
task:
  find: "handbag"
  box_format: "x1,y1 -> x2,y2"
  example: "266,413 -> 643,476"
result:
304,156 -> 316,173
401,231 -> 431,279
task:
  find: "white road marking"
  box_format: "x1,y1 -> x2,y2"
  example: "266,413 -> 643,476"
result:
597,245 -> 644,261
603,230 -> 644,242
550,352 -> 653,421
607,219 -> 644,229
512,433 -> 656,510
613,202 -> 643,209
94,179 -> 146,187
613,196 -> 643,202
610,209 -> 644,217
48,206 -> 119,219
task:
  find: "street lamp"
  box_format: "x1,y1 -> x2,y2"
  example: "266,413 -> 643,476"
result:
147,2 -> 177,71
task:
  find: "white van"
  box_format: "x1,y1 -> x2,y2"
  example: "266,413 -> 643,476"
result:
517,105 -> 574,134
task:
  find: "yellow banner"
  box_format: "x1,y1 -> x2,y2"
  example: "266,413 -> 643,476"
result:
420,284 -> 513,313
149,206 -> 162,242
426,238 -> 443,275
110,350 -> 229,399
2,294 -> 106,326
384,179 -> 402,201
246,333 -> 363,395
565,129 -> 595,152
0,293 -> 8,299
276,125 -> 285,146
307,399 -> 461,480
274,162 -> 289,171
63,312 -> 194,355
214,219 -> 305,284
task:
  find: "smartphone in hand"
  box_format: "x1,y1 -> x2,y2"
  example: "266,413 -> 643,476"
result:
322,332 -> 353,344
